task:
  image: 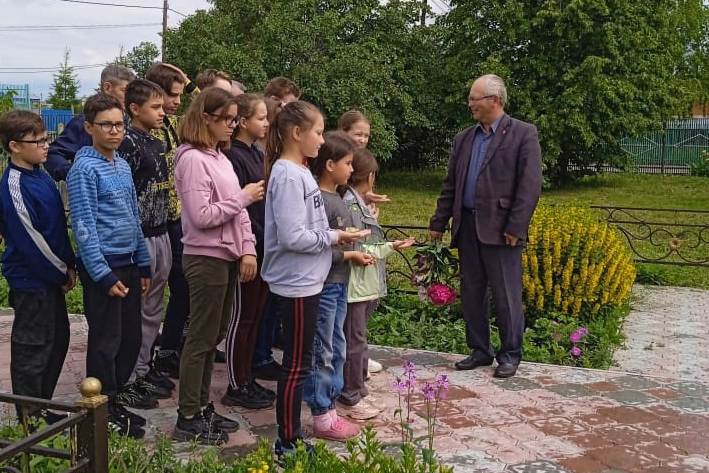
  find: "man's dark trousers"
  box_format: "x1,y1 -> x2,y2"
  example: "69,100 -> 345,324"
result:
459,210 -> 524,365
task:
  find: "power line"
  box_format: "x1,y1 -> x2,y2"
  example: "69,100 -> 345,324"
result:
0,63 -> 108,74
0,23 -> 161,31
56,0 -> 186,17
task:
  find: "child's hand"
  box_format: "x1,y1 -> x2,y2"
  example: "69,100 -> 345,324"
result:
240,255 -> 258,282
393,238 -> 416,250
350,251 -> 375,266
243,180 -> 265,202
108,281 -> 129,298
62,268 -> 77,293
338,229 -> 371,244
141,278 -> 151,296
365,191 -> 390,204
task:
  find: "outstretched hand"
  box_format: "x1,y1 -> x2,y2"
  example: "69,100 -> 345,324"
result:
393,237 -> 416,250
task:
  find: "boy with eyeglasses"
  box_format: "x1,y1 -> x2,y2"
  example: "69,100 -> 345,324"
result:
0,110 -> 76,422
67,94 -> 152,439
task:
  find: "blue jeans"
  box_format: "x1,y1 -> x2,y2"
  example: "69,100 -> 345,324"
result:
304,283 -> 347,416
253,294 -> 280,366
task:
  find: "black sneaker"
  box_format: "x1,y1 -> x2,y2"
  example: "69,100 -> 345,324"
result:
203,401 -> 240,432
221,384 -> 273,409
253,360 -> 284,381
117,382 -> 159,409
108,404 -> 145,439
135,376 -> 172,400
154,351 -> 180,379
145,368 -> 175,391
42,410 -> 69,425
250,380 -> 276,401
274,438 -> 314,466
214,348 -> 227,363
173,412 -> 227,445
115,403 -> 147,427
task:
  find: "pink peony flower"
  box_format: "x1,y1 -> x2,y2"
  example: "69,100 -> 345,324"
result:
427,283 -> 457,306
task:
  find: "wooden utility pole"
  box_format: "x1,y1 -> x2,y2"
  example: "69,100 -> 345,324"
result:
420,0 -> 427,26
161,0 -> 168,61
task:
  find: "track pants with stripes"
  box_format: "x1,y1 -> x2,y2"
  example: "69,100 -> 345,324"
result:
271,293 -> 319,446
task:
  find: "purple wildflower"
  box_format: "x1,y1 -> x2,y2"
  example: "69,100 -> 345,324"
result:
435,374 -> 450,391
422,382 -> 436,401
570,345 -> 582,358
403,360 -> 416,376
392,377 -> 407,393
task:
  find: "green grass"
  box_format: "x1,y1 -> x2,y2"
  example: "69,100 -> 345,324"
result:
376,171 -> 709,289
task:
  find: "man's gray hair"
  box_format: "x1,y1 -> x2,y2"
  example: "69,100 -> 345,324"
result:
480,74 -> 507,108
231,80 -> 247,92
100,64 -> 136,85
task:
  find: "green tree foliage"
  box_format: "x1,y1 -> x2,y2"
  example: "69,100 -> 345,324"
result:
441,0 -> 704,183
164,0 -> 446,162
115,41 -> 160,78
48,49 -> 81,112
164,0 -> 704,181
0,90 -> 16,113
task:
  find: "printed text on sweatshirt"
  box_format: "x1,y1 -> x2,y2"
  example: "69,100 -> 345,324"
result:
261,159 -> 338,298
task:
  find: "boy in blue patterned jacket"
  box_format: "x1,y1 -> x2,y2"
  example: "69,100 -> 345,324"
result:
67,94 -> 151,439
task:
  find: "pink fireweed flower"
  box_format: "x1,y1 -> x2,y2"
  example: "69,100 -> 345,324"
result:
427,283 -> 457,306
403,360 -> 416,377
570,345 -> 582,358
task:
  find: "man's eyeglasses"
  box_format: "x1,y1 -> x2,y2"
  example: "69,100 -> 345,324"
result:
468,95 -> 497,103
14,136 -> 50,148
92,121 -> 125,133
207,113 -> 238,127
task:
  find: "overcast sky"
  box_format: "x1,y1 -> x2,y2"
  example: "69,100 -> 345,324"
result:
0,0 -> 211,98
1,0 -> 449,100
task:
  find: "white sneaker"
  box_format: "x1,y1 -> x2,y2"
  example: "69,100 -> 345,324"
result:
368,359 -> 383,374
336,399 -> 380,420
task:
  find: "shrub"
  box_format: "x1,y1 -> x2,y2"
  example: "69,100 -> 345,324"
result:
689,150 -> 709,177
522,205 -> 636,322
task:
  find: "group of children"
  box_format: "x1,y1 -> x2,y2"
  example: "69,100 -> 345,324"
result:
0,62 -> 412,456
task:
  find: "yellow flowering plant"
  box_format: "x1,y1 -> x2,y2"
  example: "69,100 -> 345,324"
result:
522,205 -> 636,322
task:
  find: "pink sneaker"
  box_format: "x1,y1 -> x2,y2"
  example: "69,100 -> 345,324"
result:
312,411 -> 360,441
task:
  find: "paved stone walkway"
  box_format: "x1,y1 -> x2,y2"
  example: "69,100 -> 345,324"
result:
1,316 -> 708,472
613,285 -> 709,381
0,286 -> 708,472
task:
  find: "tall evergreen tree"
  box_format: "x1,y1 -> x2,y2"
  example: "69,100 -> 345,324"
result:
48,49 -> 81,111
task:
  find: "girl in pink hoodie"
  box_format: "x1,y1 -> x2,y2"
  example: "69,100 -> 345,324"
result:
172,87 -> 265,445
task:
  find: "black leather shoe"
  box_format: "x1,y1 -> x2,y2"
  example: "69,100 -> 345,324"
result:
454,354 -> 494,371
493,362 -> 518,378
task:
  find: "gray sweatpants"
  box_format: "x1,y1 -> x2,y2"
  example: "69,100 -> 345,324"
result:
132,232 -> 172,379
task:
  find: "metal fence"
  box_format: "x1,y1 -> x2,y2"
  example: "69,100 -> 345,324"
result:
615,118 -> 708,174
0,379 -> 108,473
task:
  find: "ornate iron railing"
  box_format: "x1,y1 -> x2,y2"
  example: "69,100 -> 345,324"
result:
590,206 -> 709,267
381,205 -> 709,282
0,379 -> 108,473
